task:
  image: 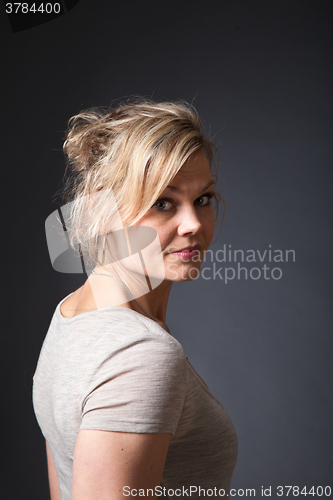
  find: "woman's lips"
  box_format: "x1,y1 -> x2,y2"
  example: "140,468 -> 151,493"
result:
170,245 -> 201,260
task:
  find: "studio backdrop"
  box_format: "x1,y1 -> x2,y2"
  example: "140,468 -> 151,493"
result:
1,0 -> 332,498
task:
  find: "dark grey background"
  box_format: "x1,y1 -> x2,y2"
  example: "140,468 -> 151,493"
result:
1,1 -> 332,498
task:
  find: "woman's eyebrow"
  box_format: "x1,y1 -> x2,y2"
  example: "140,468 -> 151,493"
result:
166,179 -> 216,193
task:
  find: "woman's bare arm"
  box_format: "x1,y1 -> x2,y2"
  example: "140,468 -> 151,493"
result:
46,441 -> 61,500
72,429 -> 171,500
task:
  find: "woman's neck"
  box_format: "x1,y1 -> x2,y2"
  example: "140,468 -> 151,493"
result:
89,265 -> 173,324
130,280 -> 173,324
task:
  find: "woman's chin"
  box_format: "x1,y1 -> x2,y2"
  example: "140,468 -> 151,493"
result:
165,263 -> 202,282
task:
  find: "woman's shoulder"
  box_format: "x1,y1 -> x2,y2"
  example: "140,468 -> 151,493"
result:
59,284 -> 97,319
49,289 -> 186,362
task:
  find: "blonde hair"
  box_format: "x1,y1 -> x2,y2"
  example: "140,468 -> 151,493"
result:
61,97 -> 221,265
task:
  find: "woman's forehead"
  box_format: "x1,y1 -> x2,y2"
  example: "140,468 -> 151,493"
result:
169,152 -> 213,186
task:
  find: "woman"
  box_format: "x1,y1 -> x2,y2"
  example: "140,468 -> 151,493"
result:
33,98 -> 238,499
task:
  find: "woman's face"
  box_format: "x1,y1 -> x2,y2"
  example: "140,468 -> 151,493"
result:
134,150 -> 216,282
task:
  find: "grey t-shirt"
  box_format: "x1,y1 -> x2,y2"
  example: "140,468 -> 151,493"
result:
33,295 -> 238,499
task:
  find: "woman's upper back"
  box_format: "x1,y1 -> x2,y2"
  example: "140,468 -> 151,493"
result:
33,295 -> 238,499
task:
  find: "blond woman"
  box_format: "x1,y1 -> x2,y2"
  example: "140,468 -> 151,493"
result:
33,98 -> 238,500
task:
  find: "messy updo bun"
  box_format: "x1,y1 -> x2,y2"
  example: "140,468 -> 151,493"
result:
61,97 -> 219,265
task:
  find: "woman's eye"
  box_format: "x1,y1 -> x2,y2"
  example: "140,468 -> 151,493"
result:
153,199 -> 173,211
153,193 -> 215,211
195,193 -> 214,206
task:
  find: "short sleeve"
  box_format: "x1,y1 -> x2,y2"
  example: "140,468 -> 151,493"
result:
79,326 -> 187,435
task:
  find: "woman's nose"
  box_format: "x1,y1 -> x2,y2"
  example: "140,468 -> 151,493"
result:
177,206 -> 203,236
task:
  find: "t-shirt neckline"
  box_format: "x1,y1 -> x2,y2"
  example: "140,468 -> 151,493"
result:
56,292 -> 169,333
